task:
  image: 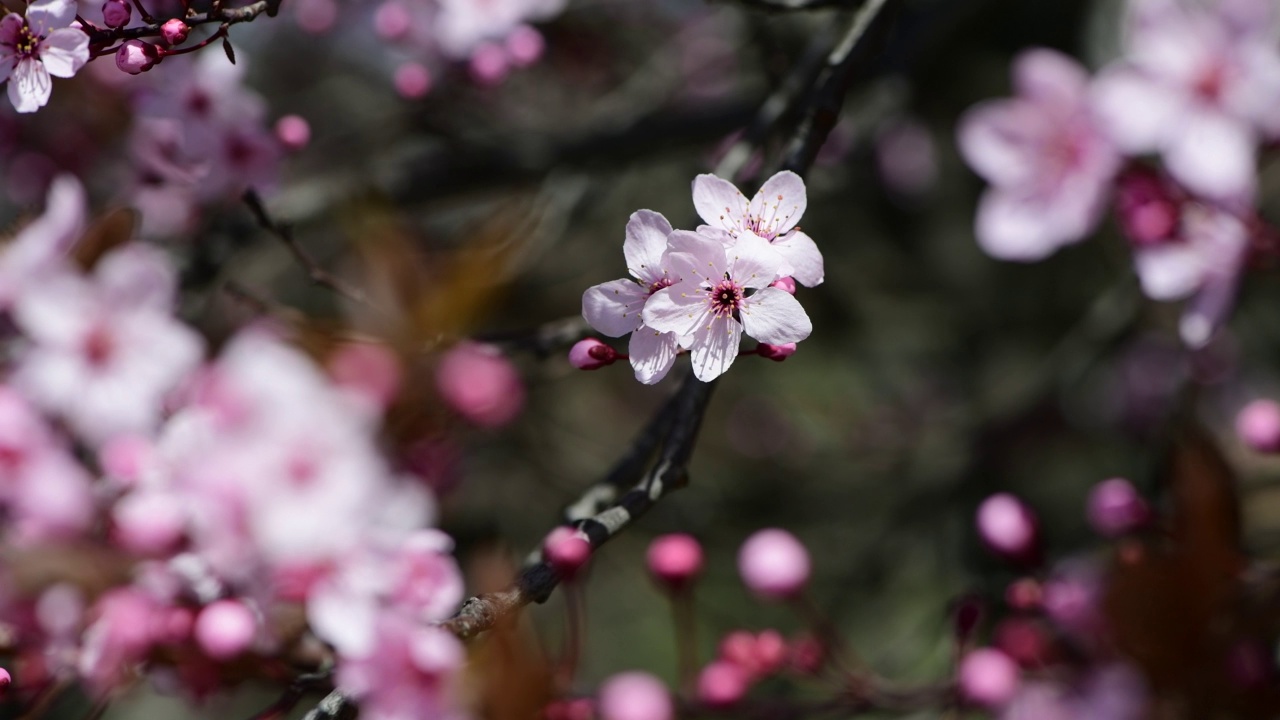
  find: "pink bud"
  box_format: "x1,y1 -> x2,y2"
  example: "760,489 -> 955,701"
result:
373,0 -> 413,40
770,277 -> 796,294
569,338 -> 619,370
101,0 -> 131,28
194,600 -> 257,661
545,526 -> 591,580
436,342 -> 524,428
116,40 -> 160,75
1237,399 -> 1280,452
645,533 -> 703,590
752,630 -> 787,675
470,42 -> 509,85
0,667 -> 9,691
738,528 -> 810,600
275,114 -> 311,152
505,25 -> 545,67
1115,167 -> 1179,246
394,62 -> 433,99
959,648 -> 1019,707
112,492 -> 185,554
160,18 -> 189,45
697,661 -> 751,707
975,493 -> 1038,564
719,630 -> 757,670
1086,477 -> 1148,537
757,343 -> 797,361
598,672 -> 672,720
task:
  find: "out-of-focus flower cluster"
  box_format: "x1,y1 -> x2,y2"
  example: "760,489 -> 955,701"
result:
580,171 -> 821,384
957,0 -> 1280,348
0,177 -> 468,720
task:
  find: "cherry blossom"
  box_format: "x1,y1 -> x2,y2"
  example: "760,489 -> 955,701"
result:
582,210 -> 684,384
957,48 -> 1121,261
692,171 -> 824,287
0,0 -> 89,113
1091,0 -> 1280,201
642,229 -> 810,382
10,244 -> 203,447
333,613 -> 468,720
0,174 -> 84,309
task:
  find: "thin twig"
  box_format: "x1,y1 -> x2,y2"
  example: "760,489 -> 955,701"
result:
241,189 -> 380,312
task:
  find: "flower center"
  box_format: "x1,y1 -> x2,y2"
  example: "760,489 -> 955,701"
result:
708,278 -> 743,319
82,325 -> 116,368
15,24 -> 39,57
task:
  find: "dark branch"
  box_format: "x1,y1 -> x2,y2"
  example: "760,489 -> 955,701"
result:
241,189 -> 379,311
85,0 -> 274,49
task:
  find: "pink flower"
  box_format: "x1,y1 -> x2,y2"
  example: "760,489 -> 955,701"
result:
692,171 -> 824,286
333,614 -> 467,720
957,48 -> 1121,260
643,229 -> 810,382
1130,203 -> 1248,347
1091,0 -> 1280,201
582,210 -> 683,384
10,245 -> 203,446
0,174 -> 84,309
0,0 -> 89,113
435,341 -> 524,427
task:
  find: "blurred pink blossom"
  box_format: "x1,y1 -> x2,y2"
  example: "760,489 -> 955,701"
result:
957,48 -> 1120,261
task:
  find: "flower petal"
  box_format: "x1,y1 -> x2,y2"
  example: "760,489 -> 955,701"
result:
747,170 -> 807,237
688,316 -> 741,382
39,28 -> 89,79
740,287 -> 812,345
692,174 -> 748,234
664,230 -> 728,284
1089,67 -> 1182,154
582,279 -> 647,337
725,230 -> 786,289
9,57 -> 52,113
25,0 -> 76,33
628,326 -> 679,385
1164,109 -> 1256,201
974,188 -> 1075,262
1012,48 -> 1088,108
623,209 -> 673,285
642,283 -> 707,338
773,230 -> 824,287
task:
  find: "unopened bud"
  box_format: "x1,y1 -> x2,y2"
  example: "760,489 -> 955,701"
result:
1237,399 -> 1280,453
697,661 -> 750,707
545,526 -> 591,580
101,0 -> 130,29
738,528 -> 810,600
160,18 -> 190,45
757,343 -> 796,361
958,648 -> 1020,707
975,493 -> 1039,565
646,533 -> 703,591
1086,477 -> 1149,537
116,40 -> 160,75
569,338 -> 619,370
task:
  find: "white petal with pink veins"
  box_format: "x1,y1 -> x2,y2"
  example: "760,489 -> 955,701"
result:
39,28 -> 89,78
726,231 -> 786,289
664,230 -> 728,283
24,0 -> 77,33
688,316 -> 741,382
1165,109 -> 1256,201
622,210 -> 673,284
740,287 -> 811,345
10,57 -> 52,113
773,230 -> 824,287
748,171 -> 806,237
642,283 -> 708,339
692,174 -> 749,235
581,279 -> 648,337
628,325 -> 679,385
